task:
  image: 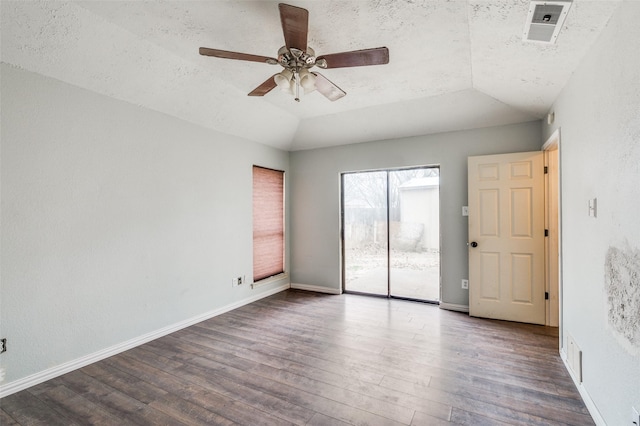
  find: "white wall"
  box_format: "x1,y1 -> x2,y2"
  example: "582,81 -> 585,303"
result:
290,121 -> 541,306
543,2 -> 640,424
0,64 -> 289,391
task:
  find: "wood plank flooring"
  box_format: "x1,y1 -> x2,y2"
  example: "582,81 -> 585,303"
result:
0,290 -> 593,425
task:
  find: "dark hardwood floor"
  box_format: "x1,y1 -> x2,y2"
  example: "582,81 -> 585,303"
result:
1,290 -> 593,425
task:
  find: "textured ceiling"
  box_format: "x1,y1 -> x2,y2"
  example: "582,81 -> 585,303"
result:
1,0 -> 621,150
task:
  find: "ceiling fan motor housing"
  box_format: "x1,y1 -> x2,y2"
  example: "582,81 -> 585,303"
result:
277,46 -> 318,71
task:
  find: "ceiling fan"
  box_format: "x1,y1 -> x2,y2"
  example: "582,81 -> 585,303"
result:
199,3 -> 389,102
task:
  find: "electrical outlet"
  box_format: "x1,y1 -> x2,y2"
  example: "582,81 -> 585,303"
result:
632,406 -> 639,426
237,276 -> 243,285
461,279 -> 469,289
0,338 -> 6,353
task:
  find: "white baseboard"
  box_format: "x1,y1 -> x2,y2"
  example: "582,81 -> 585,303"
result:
0,283 -> 290,399
251,273 -> 289,289
560,349 -> 605,426
439,302 -> 469,313
290,283 -> 342,295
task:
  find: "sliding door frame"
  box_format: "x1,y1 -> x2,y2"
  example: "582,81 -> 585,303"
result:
340,165 -> 441,304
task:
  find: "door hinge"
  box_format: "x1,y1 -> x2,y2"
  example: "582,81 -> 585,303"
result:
545,292 -> 549,300
545,229 -> 549,237
544,166 -> 548,174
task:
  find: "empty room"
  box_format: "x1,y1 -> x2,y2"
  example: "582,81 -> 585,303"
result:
1,1 -> 639,425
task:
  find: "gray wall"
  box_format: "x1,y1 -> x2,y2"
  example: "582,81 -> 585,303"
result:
0,64 -> 290,387
290,121 -> 541,306
543,2 -> 640,424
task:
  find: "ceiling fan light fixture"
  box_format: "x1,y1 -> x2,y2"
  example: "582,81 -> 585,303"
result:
275,69 -> 294,90
299,68 -> 316,92
283,82 -> 295,95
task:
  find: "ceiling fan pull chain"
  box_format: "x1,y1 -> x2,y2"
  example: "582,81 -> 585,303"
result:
294,71 -> 301,102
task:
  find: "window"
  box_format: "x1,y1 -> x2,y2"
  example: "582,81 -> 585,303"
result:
253,166 -> 285,281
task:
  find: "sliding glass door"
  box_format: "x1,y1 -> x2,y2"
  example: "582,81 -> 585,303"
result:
342,167 -> 440,302
342,171 -> 389,296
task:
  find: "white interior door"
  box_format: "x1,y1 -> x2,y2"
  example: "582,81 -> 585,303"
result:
468,151 -> 545,325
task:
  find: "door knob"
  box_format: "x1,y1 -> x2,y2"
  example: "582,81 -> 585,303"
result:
470,241 -> 478,247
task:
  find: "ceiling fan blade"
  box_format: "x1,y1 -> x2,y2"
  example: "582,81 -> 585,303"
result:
248,75 -> 278,97
279,3 -> 308,51
313,72 -> 346,101
199,47 -> 277,64
317,47 -> 389,68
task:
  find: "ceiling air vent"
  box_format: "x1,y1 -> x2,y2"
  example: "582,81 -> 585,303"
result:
523,0 -> 572,44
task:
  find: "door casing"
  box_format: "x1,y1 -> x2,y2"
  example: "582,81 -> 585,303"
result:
543,129 -> 562,330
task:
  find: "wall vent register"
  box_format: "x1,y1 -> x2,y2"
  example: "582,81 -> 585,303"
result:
523,1 -> 572,44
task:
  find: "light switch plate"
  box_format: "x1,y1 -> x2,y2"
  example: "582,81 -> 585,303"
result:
462,206 -> 469,216
588,198 -> 597,217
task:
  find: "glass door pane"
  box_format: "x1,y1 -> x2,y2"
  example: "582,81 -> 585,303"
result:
343,171 -> 388,296
389,168 -> 440,301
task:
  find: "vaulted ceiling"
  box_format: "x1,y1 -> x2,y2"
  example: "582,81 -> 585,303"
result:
1,1 -> 621,150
